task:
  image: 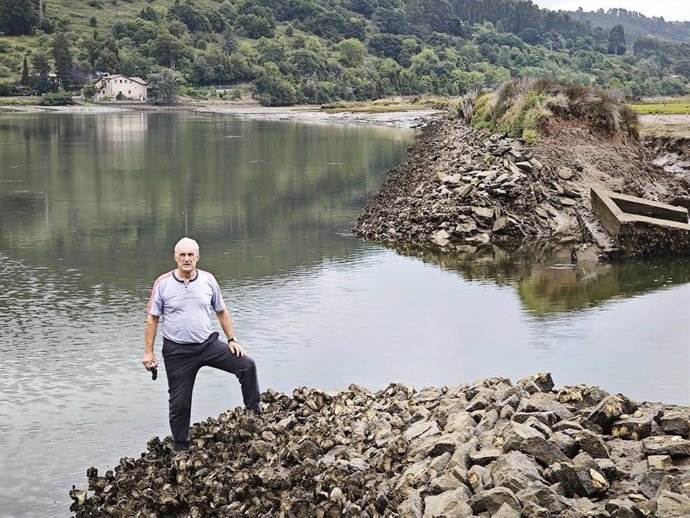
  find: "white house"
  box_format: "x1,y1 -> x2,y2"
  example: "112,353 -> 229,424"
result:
94,74 -> 148,101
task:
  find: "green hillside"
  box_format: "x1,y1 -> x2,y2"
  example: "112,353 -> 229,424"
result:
1,0 -> 689,105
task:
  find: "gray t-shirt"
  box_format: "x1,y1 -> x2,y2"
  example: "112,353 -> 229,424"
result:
146,269 -> 226,344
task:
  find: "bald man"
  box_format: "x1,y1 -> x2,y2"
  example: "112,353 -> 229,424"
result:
143,237 -> 261,451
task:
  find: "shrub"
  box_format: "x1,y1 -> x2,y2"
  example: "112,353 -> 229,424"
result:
474,78 -> 639,141
39,92 -> 74,105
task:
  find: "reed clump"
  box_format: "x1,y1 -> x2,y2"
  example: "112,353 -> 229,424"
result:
470,78 -> 640,144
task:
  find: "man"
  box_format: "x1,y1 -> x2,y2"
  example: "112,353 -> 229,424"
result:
143,237 -> 261,451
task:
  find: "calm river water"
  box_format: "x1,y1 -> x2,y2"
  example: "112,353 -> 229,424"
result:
0,113 -> 688,517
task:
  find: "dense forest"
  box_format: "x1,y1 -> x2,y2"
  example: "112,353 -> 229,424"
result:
0,0 -> 689,105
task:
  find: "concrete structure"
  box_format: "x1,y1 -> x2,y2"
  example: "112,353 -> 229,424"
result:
94,74 -> 147,101
590,186 -> 690,256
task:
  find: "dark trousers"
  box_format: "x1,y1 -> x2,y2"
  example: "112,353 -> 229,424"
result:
162,333 -> 261,451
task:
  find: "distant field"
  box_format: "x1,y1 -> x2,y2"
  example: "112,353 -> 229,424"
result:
630,103 -> 690,115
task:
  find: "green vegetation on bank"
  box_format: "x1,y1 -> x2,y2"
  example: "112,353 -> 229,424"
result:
630,103 -> 690,115
465,78 -> 640,143
0,0 -> 689,105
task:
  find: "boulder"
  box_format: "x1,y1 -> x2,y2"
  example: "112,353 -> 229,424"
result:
642,436 -> 690,458
516,482 -> 567,514
499,421 -> 546,452
469,486 -> 521,515
422,488 -> 473,518
493,502 -> 522,518
587,395 -> 638,432
575,429 -> 610,459
611,416 -> 653,440
656,490 -> 690,518
519,437 -> 570,467
656,410 -> 690,438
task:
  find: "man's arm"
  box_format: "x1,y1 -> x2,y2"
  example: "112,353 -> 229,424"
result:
143,314 -> 160,370
217,309 -> 246,357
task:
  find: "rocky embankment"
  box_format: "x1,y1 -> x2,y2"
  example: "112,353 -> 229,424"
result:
70,374 -> 690,517
353,116 -> 689,257
644,137 -> 690,182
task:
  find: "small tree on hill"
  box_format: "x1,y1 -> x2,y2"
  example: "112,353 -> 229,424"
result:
147,68 -> 184,104
607,24 -> 626,55
32,51 -> 52,94
53,32 -> 73,89
21,54 -> 30,86
0,0 -> 39,36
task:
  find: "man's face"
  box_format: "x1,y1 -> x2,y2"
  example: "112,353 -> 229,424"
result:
174,245 -> 199,274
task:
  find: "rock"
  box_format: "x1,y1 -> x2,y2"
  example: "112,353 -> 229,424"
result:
557,167 -> 574,180
493,502 -> 522,518
545,453 -> 609,498
642,436 -> 690,457
491,451 -> 544,493
457,183 -> 474,199
493,216 -> 509,232
513,412 -> 559,427
549,431 -> 578,458
612,416 -> 653,440
517,373 -> 555,394
656,410 -> 690,438
575,429 -> 610,459
519,437 -> 570,467
399,489 -> 424,518
656,490 -> 690,517
470,448 -> 502,467
423,488 -> 473,518
428,467 -> 469,494
516,483 -> 566,515
467,464 -> 493,493
440,173 -> 463,186
430,229 -> 451,246
455,219 -> 478,234
518,393 -> 573,421
521,501 -> 551,518
469,487 -> 521,515
648,455 -> 674,470
499,420 -> 546,452
472,206 -> 494,220
587,395 -> 638,432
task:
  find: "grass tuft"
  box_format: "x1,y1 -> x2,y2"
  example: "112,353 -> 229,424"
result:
471,78 -> 639,143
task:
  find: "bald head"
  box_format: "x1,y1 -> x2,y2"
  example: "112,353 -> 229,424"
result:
174,237 -> 199,255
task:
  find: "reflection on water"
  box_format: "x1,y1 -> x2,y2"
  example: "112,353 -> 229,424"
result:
0,114 -> 688,518
400,244 -> 690,314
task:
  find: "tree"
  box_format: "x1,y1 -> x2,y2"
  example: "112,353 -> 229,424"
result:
31,50 -> 52,94
0,0 -> 38,36
147,68 -> 184,104
608,24 -> 626,55
52,32 -> 73,89
150,30 -> 186,68
338,38 -> 366,67
21,54 -> 30,86
254,64 -> 296,106
222,28 -> 238,55
71,60 -> 93,86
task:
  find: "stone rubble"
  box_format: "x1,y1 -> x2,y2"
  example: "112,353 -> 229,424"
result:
70,374 -> 690,517
354,116 -> 690,258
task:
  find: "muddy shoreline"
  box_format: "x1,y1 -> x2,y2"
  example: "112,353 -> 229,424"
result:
0,101 -> 442,128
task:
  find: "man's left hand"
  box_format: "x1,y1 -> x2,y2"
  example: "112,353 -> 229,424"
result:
228,340 -> 246,357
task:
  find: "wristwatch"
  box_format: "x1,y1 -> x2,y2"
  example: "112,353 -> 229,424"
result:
228,336 -> 237,343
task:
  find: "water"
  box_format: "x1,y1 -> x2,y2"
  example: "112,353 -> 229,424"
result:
0,113 -> 688,517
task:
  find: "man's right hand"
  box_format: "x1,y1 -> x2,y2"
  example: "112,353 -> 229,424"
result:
142,354 -> 158,371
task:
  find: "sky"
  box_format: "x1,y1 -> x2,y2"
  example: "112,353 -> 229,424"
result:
531,0 -> 690,22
